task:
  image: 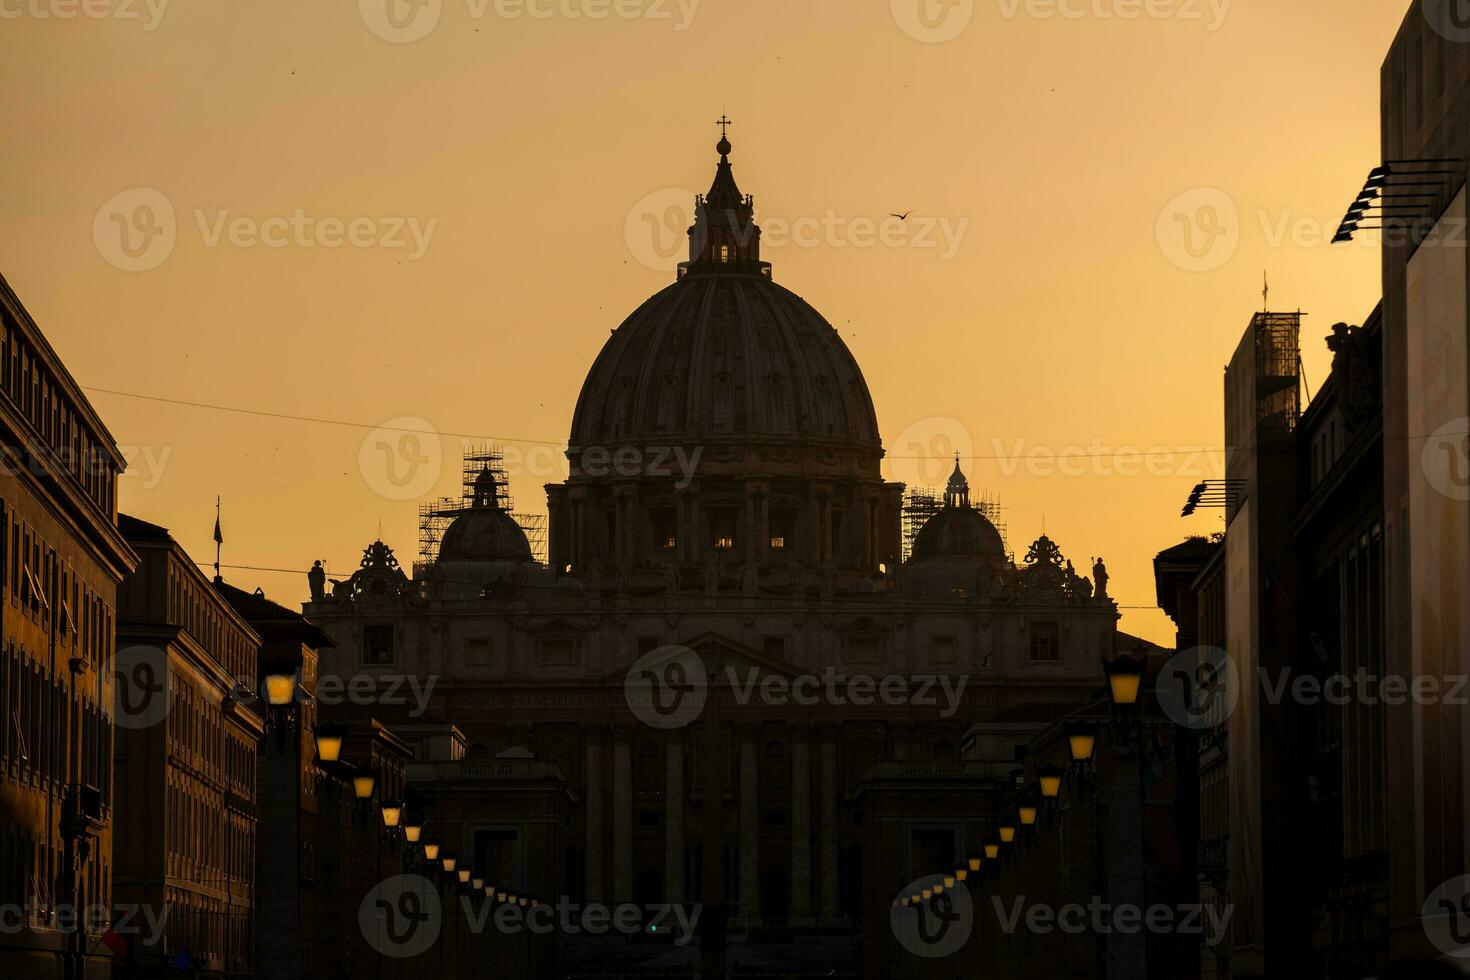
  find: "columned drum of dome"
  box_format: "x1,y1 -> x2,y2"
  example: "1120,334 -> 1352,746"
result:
552,133 -> 904,580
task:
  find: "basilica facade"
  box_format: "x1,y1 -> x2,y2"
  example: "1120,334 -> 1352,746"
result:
304,133 -> 1133,970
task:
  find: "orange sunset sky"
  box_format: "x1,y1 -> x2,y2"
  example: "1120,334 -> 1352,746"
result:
1,1 -> 1409,643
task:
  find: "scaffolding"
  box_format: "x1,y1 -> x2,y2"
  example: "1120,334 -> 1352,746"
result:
1251,311 -> 1302,432
417,444 -> 547,568
901,486 -> 1009,562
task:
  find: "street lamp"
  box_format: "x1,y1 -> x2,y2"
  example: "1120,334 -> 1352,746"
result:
457,868 -> 471,886
983,843 -> 1000,861
1019,804 -> 1038,827
313,723 -> 345,764
353,769 -> 378,801
379,799 -> 403,831
1103,654 -> 1145,708
404,819 -> 423,844
265,673 -> 297,706
1066,721 -> 1097,764
998,822 -> 1017,845
1038,764 -> 1064,802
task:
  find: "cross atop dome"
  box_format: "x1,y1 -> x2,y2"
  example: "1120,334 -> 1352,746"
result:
684,118 -> 767,276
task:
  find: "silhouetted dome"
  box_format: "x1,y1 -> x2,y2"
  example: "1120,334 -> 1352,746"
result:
912,507 -> 1006,560
438,508 -> 532,563
569,133 -> 881,471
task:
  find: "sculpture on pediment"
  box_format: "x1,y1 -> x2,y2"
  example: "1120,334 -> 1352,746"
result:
1092,556 -> 1110,600
308,560 -> 326,601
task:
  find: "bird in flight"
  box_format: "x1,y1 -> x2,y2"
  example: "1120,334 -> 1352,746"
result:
890,210 -> 913,221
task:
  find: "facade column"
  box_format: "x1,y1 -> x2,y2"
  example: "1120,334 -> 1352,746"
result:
738,725 -> 761,923
665,735 -> 686,903
818,724 -> 840,922
584,729 -> 605,902
790,725 -> 813,924
612,726 -> 634,903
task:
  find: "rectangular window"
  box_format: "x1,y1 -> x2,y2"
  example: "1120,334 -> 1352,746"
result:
931,635 -> 957,666
362,624 -> 395,666
1029,621 -> 1061,662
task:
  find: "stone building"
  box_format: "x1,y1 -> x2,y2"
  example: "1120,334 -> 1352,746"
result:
0,273 -> 138,980
305,133 -> 1130,973
114,515 -> 264,979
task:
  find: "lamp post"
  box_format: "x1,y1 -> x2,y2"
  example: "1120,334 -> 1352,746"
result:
1102,652 -> 1149,980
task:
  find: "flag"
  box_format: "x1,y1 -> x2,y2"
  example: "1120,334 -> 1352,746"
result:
213,506 -> 223,545
101,927 -> 129,961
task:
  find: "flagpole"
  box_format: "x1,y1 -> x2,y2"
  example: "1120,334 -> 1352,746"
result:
213,496 -> 222,581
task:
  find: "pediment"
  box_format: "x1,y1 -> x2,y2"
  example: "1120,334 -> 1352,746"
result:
606,631 -> 804,686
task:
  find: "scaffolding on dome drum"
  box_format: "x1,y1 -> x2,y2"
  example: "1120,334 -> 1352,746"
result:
416,444 -> 547,569
901,486 -> 1009,562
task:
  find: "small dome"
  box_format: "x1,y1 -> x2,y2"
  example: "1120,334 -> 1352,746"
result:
438,508 -> 533,563
912,506 -> 1006,560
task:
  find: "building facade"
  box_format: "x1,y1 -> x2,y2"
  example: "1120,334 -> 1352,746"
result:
114,515 -> 264,979
305,135 -> 1131,975
0,274 -> 138,980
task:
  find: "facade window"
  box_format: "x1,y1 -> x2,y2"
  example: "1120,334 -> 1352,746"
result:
1029,621 -> 1061,662
362,624 -> 395,665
